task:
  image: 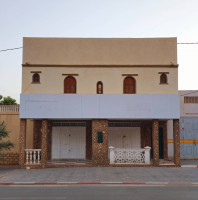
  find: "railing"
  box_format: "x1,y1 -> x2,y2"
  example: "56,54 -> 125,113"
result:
0,105 -> 19,112
25,149 -> 41,165
109,146 -> 151,164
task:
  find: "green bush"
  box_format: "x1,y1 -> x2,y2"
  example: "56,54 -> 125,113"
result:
0,95 -> 17,105
0,122 -> 14,151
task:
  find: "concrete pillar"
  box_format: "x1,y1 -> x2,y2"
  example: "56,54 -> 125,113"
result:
92,119 -> 108,166
173,119 -> 181,167
41,119 -> 48,167
144,146 -> 151,164
152,120 -> 159,166
19,119 -> 26,168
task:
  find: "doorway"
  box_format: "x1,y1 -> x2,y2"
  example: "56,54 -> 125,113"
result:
150,127 -> 164,159
52,126 -> 86,159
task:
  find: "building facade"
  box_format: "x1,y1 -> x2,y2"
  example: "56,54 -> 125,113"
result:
19,37 -> 180,168
179,90 -> 198,158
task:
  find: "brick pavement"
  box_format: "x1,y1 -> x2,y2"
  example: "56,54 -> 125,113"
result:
0,166 -> 198,184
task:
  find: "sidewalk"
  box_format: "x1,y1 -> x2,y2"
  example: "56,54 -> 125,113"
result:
181,159 -> 198,167
159,159 -> 198,167
0,166 -> 198,185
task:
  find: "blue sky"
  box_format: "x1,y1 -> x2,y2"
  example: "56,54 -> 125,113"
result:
0,0 -> 198,102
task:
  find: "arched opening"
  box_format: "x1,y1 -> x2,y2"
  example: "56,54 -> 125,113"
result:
97,81 -> 103,94
160,74 -> 167,84
32,73 -> 40,83
123,77 -> 136,94
64,76 -> 76,93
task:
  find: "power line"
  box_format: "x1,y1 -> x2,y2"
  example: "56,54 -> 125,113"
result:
0,47 -> 23,52
180,91 -> 198,96
0,42 -> 198,52
177,42 -> 198,44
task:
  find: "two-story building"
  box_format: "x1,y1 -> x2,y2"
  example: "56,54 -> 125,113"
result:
19,37 -> 180,168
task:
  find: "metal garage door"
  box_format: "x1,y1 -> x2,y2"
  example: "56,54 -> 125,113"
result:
52,126 -> 86,159
180,118 -> 198,158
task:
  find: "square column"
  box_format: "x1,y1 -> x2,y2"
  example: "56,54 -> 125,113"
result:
152,120 -> 159,166
41,120 -> 48,167
173,119 -> 181,167
19,119 -> 27,168
92,120 -> 108,166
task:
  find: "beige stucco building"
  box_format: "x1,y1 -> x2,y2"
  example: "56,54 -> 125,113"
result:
17,37 -> 181,168
22,37 -> 178,95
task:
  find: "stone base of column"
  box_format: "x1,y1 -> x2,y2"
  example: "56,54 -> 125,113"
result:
173,119 -> 181,167
92,120 -> 108,166
19,119 -> 26,168
41,120 -> 48,168
152,120 -> 159,166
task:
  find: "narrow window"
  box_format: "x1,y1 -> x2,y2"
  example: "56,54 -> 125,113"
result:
32,73 -> 40,83
97,81 -> 103,94
64,76 -> 76,93
97,131 -> 103,143
160,74 -> 167,84
123,77 -> 136,94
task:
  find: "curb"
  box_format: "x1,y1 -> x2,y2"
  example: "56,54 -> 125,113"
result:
0,182 -> 198,186
181,165 -> 198,168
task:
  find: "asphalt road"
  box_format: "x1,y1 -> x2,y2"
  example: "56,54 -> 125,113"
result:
0,185 -> 198,200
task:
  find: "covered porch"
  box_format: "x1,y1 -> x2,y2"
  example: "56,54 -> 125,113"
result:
19,119 -> 180,168
19,93 -> 180,168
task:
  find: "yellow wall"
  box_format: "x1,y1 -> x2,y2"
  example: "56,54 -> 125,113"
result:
23,37 -> 177,65
0,113 -> 33,153
22,66 -> 178,94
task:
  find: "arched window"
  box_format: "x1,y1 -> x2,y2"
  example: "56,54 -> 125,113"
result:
32,73 -> 40,83
123,77 -> 136,94
97,81 -> 103,94
64,76 -> 76,93
160,74 -> 167,84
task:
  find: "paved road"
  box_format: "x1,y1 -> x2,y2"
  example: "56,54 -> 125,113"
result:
0,185 -> 198,200
0,167 -> 198,183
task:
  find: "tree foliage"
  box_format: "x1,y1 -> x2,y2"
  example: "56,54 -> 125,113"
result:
0,122 -> 14,151
0,95 -> 17,105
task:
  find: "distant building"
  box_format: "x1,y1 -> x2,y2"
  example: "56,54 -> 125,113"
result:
18,37 -> 180,168
179,90 -> 198,158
